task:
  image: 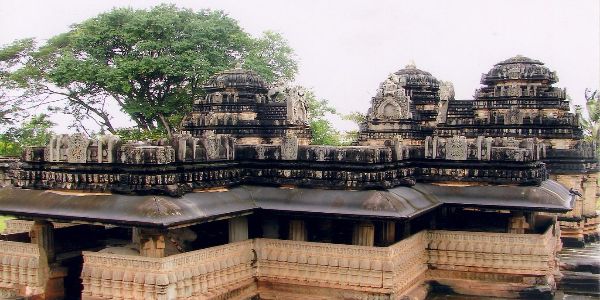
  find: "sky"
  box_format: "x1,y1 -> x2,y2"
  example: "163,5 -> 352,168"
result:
1,0 -> 599,132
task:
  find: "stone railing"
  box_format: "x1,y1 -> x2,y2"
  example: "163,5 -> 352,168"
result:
254,239 -> 388,292
254,231 -> 428,294
81,228 -> 556,299
0,240 -> 48,297
81,239 -> 254,300
427,227 -> 556,276
386,231 -> 428,292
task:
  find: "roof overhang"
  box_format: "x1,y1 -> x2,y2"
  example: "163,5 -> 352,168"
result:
0,180 -> 573,228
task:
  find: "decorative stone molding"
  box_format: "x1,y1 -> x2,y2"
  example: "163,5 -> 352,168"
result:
2,220 -> 73,235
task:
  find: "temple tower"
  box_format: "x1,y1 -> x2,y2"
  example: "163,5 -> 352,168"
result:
357,63 -> 441,146
180,66 -> 311,145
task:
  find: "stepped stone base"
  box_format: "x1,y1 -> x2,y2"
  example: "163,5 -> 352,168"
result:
558,241 -> 600,297
428,270 -> 555,299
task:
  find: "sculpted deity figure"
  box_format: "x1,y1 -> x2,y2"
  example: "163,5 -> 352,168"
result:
269,85 -> 309,124
437,81 -> 455,124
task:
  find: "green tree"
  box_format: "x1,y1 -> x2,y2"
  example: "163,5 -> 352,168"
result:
1,5 -> 298,137
304,90 -> 344,145
340,111 -> 366,145
0,38 -> 35,125
577,89 -> 600,145
244,31 -> 298,84
0,114 -> 54,156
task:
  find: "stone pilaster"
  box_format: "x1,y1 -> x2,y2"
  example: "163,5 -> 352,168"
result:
402,222 -> 412,239
378,221 -> 396,246
288,219 -> 307,241
138,229 -> 166,258
352,221 -> 375,246
29,220 -> 55,262
229,216 -> 249,242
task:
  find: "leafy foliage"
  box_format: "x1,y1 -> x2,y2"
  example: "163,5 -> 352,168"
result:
0,114 -> 54,157
577,89 -> 600,145
114,127 -> 168,142
0,38 -> 36,125
244,31 -> 298,84
1,5 -> 298,137
304,90 -> 347,145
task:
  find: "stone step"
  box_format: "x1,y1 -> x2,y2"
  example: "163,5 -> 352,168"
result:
557,271 -> 600,296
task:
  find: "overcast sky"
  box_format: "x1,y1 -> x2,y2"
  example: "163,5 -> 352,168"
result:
1,0 -> 599,132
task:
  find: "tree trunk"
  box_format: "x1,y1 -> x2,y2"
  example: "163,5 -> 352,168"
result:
158,113 -> 172,138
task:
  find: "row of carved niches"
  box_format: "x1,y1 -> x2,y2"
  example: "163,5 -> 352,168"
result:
24,134 -> 583,166
23,133 -> 235,164
546,140 -> 598,159
14,133 -> 551,194
472,99 -> 570,111
182,112 -> 301,128
544,140 -> 599,173
192,86 -> 308,123
434,126 -> 582,140
475,85 -> 566,100
481,62 -> 558,84
195,90 -> 268,105
423,136 -> 545,162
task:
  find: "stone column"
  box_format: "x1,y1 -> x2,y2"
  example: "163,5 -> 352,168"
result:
288,219 -> 307,241
29,220 -> 55,262
402,221 -> 412,239
229,216 -> 249,243
378,221 -> 396,246
138,229 -> 166,258
508,212 -> 530,234
352,221 -> 375,246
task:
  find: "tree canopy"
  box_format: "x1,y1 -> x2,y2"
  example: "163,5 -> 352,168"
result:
0,114 -> 54,157
304,90 -> 357,146
577,88 -> 600,145
0,4 -> 297,137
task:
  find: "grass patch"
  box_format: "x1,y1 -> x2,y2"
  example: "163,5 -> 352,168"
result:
0,216 -> 14,233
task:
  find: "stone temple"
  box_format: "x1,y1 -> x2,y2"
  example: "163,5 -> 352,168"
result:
0,55 -> 597,299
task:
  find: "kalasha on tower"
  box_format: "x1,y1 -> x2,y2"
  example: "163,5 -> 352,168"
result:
181,66 -> 311,145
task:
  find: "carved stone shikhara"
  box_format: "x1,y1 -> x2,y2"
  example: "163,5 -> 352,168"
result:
0,56 -> 598,300
180,67 -> 311,145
